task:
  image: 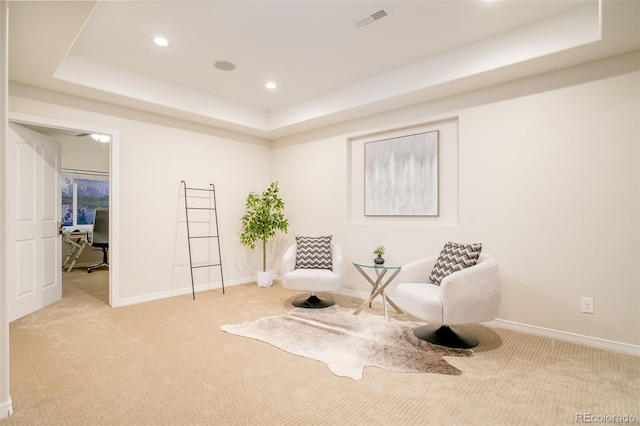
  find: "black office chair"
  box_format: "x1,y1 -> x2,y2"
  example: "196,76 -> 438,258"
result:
87,208 -> 109,273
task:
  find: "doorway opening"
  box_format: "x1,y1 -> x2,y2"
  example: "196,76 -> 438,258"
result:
9,117 -> 116,311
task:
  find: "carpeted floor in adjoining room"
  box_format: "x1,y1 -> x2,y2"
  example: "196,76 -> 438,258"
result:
4,268 -> 640,425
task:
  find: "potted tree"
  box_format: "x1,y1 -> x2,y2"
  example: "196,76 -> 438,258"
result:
240,181 -> 289,287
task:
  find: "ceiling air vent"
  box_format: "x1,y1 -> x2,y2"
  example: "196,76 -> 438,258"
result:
354,9 -> 389,29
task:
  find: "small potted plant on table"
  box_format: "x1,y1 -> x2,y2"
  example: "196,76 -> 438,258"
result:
374,245 -> 385,265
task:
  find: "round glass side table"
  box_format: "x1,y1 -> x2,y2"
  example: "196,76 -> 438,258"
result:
352,262 -> 404,321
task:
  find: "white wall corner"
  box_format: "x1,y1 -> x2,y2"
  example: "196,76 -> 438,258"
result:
0,398 -> 13,420
1,1 -> 12,420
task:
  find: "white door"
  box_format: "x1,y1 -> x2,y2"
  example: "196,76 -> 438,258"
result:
7,123 -> 62,322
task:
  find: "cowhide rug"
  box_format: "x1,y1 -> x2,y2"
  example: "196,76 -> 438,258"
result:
221,305 -> 472,380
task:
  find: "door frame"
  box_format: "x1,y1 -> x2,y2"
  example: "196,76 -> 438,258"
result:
8,112 -> 119,307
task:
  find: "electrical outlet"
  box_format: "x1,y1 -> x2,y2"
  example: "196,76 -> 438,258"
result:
581,297 -> 594,314
173,267 -> 181,276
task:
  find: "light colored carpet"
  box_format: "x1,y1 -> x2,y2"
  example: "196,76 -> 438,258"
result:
222,305 -> 472,380
4,268 -> 640,425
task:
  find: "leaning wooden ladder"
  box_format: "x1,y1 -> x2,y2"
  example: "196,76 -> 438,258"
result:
181,181 -> 225,299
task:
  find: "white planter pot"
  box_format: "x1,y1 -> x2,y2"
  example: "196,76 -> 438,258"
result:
257,269 -> 273,288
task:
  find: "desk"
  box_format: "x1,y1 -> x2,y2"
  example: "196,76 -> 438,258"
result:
62,231 -> 88,272
352,262 -> 403,321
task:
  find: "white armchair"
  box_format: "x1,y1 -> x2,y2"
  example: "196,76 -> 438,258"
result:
281,243 -> 344,308
390,253 -> 501,348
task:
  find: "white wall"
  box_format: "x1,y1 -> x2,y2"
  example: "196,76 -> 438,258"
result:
271,52 -> 640,347
7,51 -> 639,348
9,86 -> 272,303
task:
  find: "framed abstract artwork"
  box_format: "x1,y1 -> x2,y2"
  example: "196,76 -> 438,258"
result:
364,130 -> 439,216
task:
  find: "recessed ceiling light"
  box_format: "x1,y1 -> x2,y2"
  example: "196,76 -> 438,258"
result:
153,37 -> 169,47
214,60 -> 237,71
265,82 -> 277,90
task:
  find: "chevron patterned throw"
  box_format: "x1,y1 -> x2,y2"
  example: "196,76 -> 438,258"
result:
295,235 -> 333,270
428,241 -> 482,285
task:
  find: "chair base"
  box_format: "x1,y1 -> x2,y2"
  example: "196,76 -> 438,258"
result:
87,248 -> 108,273
87,263 -> 108,273
414,324 -> 479,349
292,294 -> 335,309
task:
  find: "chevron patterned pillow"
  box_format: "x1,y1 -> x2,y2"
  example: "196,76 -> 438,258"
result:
428,242 -> 482,285
295,235 -> 333,270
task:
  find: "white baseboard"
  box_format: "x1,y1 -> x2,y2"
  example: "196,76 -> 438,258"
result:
0,398 -> 13,420
338,289 -> 640,357
339,288 -> 372,300
118,278 -> 252,307
488,319 -> 640,357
